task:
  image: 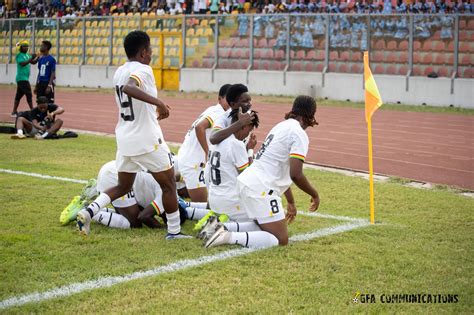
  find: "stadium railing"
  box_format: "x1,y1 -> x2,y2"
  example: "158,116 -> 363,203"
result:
0,14 -> 472,81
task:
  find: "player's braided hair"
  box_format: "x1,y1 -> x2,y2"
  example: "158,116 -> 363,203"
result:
285,95 -> 318,127
230,108 -> 260,129
225,84 -> 248,105
124,31 -> 150,59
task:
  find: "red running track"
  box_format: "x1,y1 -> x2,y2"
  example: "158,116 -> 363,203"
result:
1,86 -> 473,190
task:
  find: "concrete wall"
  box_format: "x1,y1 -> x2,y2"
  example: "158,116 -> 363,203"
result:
1,64 -> 472,107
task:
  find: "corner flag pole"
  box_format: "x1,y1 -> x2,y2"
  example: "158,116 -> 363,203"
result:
363,51 -> 383,225
367,118 -> 375,224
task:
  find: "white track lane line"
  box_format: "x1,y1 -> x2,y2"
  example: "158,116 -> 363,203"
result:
0,169 -> 88,184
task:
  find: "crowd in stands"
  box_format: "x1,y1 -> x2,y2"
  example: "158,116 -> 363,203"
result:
1,0 -> 472,19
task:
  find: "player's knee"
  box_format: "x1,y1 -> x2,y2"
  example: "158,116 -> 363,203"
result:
56,118 -> 63,126
137,211 -> 150,222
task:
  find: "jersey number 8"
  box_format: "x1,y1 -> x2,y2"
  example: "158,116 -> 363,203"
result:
210,151 -> 221,185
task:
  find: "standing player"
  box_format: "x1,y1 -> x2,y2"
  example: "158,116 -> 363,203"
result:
11,40 -> 38,117
35,40 -> 56,102
205,95 -> 320,248
177,84 -> 231,202
77,31 -> 187,240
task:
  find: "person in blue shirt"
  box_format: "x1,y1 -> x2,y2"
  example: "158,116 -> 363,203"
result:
35,40 -> 56,103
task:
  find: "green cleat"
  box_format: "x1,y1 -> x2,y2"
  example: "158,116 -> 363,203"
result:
59,195 -> 86,225
193,210 -> 216,231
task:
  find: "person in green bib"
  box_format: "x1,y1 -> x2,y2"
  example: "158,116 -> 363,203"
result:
11,40 -> 38,118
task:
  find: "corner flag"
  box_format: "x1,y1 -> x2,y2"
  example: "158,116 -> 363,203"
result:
363,51 -> 383,224
364,52 -> 383,123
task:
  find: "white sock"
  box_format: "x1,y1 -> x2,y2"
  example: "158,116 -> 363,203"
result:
166,210 -> 181,234
229,231 -> 279,248
186,207 -> 211,220
42,132 -> 49,138
86,193 -> 111,217
17,129 -> 24,135
224,221 -> 261,232
93,211 -> 130,229
188,201 -> 208,209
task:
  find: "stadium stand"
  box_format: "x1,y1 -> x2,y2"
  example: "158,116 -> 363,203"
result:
0,13 -> 472,78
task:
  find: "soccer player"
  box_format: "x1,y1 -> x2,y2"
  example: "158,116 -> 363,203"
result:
77,31 -> 187,240
205,95 -> 321,248
176,84 -> 231,202
11,40 -> 38,117
209,83 -> 256,146
11,96 -> 64,140
35,40 -> 56,102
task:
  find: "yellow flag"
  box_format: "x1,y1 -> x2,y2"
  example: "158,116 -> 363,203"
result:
364,52 -> 383,123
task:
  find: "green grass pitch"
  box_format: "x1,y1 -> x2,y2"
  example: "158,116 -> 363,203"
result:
0,134 -> 472,313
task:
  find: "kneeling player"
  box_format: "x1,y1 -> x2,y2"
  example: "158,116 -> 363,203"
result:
205,96 -> 320,249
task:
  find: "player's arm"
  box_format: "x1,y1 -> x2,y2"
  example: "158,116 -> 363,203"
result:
284,187 -> 297,223
19,54 -> 35,66
289,158 -> 320,212
138,204 -> 163,229
209,108 -> 255,145
122,78 -> 170,120
50,105 -> 64,116
31,118 -> 46,131
195,118 -> 212,160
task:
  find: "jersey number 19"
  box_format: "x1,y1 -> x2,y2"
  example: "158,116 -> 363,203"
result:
115,85 -> 135,121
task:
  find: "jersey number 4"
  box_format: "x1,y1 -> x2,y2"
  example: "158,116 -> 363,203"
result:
115,85 -> 135,121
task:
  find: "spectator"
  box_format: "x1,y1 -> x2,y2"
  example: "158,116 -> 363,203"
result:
11,96 -> 65,140
35,40 -> 56,103
12,41 -> 38,118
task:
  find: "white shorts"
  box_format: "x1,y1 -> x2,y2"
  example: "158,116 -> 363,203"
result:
238,182 -> 286,224
179,163 -> 206,190
208,194 -> 249,221
116,147 -> 173,173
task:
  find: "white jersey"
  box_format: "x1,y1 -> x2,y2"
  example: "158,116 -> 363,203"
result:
238,119 -> 309,195
113,61 -> 164,156
207,134 -> 249,202
178,103 -> 225,167
97,161 -> 164,213
213,108 -> 232,130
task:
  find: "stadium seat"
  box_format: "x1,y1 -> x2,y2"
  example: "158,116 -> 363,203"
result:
296,50 -> 305,59
292,61 -> 303,71
462,67 -> 473,78
375,39 -> 385,50
350,64 -> 362,73
422,54 -> 433,64
459,30 -> 468,41
433,54 -> 445,65
329,51 -> 338,61
459,42 -> 470,53
340,51 -> 349,61
387,52 -> 397,63
423,66 -> 434,76
422,40 -> 432,51
386,65 -> 397,75
387,41 -> 397,50
351,52 -> 362,62
338,63 -> 349,73
437,67 -> 449,77
372,51 -> 384,62
414,41 -> 421,50
257,38 -> 267,48
306,50 -> 316,60
204,28 -> 213,37
398,52 -> 408,63
398,41 -> 408,50
398,65 -> 408,76
373,64 -> 385,74
275,50 -> 285,59
433,41 -> 445,52
432,31 -> 441,40
460,54 -> 471,66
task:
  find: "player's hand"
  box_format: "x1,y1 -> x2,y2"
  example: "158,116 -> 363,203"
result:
46,111 -> 54,120
285,202 -> 297,224
247,132 -> 257,150
31,53 -> 37,59
309,193 -> 320,212
156,104 -> 170,120
45,86 -> 52,95
237,107 -> 255,126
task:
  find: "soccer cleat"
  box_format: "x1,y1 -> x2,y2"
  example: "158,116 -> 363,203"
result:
204,226 -> 231,248
76,209 -> 91,236
165,232 -> 192,240
80,179 -> 98,203
10,112 -> 18,118
178,197 -> 190,209
59,195 -> 85,225
193,210 -> 216,231
11,133 -> 26,139
34,134 -> 44,140
197,215 -> 220,240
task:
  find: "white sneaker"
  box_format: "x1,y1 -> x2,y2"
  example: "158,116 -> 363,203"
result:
197,215 -> 220,240
205,226 -> 231,248
35,134 -> 45,140
11,133 -> 26,139
77,209 -> 91,236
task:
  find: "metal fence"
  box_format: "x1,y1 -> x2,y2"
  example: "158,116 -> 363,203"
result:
0,14 -> 472,80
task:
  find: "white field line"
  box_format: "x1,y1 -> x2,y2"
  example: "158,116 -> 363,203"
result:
0,221 -> 370,310
299,211 -> 368,223
0,169 -> 88,184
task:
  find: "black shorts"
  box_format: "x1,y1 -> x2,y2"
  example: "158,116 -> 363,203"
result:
36,81 -> 55,102
15,81 -> 32,103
